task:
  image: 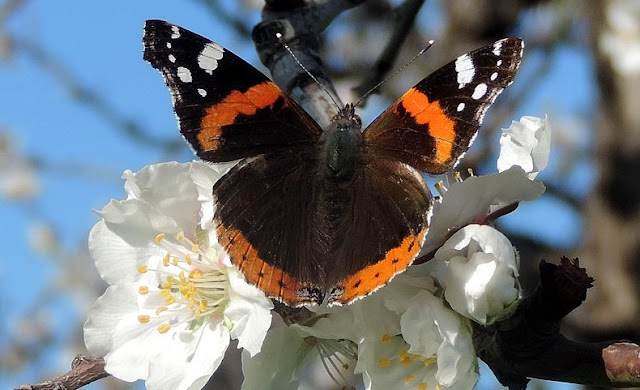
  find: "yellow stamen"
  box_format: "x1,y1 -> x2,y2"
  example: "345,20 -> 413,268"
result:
199,299 -> 208,311
423,357 -> 436,366
188,298 -> 196,309
155,233 -> 165,244
138,315 -> 150,323
160,288 -> 171,296
155,306 -> 168,315
137,265 -> 148,273
161,281 -> 171,289
179,271 -> 187,283
404,375 -> 415,385
417,383 -> 427,390
454,171 -> 462,182
177,231 -> 185,241
185,254 -> 192,265
164,296 -> 176,305
138,286 -> 149,295
435,181 -> 447,196
191,244 -> 200,252
468,167 -> 475,176
162,252 -> 171,267
381,333 -> 392,344
157,324 -> 171,334
377,358 -> 392,368
172,257 -> 179,266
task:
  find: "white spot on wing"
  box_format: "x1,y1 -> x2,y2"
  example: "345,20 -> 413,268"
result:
490,72 -> 498,81
198,88 -> 207,97
472,83 -> 487,99
177,67 -> 192,83
171,26 -> 181,39
497,59 -> 503,66
198,43 -> 224,75
492,40 -> 503,56
166,42 -> 172,49
455,54 -> 475,89
168,54 -> 176,63
457,102 -> 465,112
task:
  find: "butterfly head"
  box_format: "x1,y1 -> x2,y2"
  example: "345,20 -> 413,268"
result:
332,103 -> 362,133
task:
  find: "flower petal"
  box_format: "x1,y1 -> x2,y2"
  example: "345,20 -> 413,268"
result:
84,283 -> 158,381
145,323 -> 230,390
422,166 -> 545,255
400,291 -> 478,389
497,116 -> 550,179
122,162 -> 223,238
89,199 -> 179,285
226,270 -> 273,356
241,327 -> 315,390
189,161 -> 235,231
435,225 -> 520,325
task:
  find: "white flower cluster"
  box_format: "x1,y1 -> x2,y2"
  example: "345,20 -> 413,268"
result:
84,116 -> 550,390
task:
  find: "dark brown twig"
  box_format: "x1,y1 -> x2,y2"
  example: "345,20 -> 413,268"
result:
353,0 -> 426,99
14,355 -> 109,390
475,257 -> 640,388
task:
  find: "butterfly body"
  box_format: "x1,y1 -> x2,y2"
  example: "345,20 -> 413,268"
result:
143,20 -> 523,306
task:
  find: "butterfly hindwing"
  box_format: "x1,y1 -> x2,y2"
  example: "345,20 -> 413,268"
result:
212,151 -> 431,306
364,38 -> 524,174
143,20 -> 322,162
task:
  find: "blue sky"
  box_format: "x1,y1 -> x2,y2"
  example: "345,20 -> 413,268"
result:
1,1 -> 591,389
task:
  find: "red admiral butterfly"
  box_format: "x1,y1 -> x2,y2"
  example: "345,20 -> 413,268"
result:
143,20 -> 523,306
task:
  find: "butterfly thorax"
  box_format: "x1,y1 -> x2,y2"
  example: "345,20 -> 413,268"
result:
308,105 -> 367,287
318,104 -> 364,182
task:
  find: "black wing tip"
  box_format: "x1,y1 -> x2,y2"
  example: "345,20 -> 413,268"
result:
143,19 -> 173,34
496,37 -> 525,58
142,20 -> 181,64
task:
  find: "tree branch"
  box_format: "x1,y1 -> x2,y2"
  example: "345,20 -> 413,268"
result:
352,0 -> 426,99
14,355 -> 109,390
10,36 -> 184,152
252,0 -> 364,128
475,257 -> 640,388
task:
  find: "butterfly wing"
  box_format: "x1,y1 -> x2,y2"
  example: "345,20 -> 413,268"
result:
325,158 -> 431,305
213,151 -> 325,306
364,38 -> 523,174
143,20 -> 322,162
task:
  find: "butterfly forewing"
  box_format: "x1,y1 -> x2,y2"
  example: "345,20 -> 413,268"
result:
364,38 -> 524,174
143,20 -> 322,162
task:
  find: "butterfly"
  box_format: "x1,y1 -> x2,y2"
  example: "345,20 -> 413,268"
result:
143,19 -> 523,306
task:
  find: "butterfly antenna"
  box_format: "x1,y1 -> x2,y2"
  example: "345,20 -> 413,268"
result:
276,33 -> 342,113
354,40 -> 435,108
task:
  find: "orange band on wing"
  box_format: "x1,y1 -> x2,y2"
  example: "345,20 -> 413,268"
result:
398,89 -> 456,164
198,82 -> 283,150
216,222 -> 305,305
331,229 -> 426,305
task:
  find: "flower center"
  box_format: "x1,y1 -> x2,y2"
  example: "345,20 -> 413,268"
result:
136,231 -> 230,334
377,333 -> 439,390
